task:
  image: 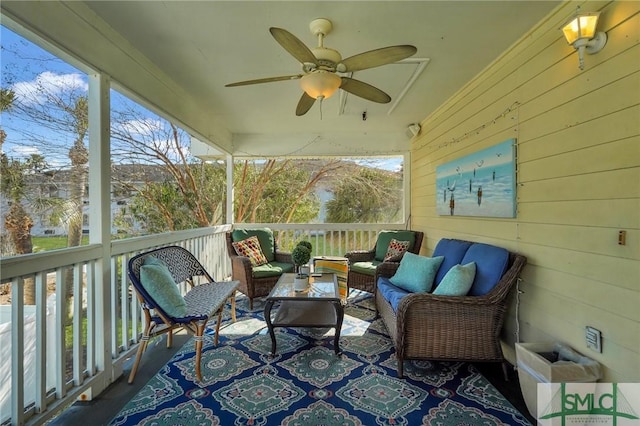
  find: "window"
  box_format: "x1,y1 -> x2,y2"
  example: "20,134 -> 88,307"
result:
231,157 -> 405,224
1,25 -> 90,250
109,89 -> 227,236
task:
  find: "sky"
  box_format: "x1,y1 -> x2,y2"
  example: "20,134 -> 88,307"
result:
1,25 -> 403,172
1,26 -> 86,165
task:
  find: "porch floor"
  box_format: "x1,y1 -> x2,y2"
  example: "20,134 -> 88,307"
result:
48,330 -> 535,425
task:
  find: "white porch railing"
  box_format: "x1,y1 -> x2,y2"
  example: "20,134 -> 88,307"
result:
243,223 -> 394,256
0,222 -> 396,425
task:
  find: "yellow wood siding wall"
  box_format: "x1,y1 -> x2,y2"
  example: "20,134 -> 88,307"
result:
410,0 -> 639,382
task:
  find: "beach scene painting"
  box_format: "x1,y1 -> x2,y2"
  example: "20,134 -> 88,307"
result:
436,139 -> 516,218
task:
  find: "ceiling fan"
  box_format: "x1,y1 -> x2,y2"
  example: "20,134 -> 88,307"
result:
225,18 -> 417,116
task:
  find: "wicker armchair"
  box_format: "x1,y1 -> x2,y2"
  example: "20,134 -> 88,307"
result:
127,246 -> 238,383
226,229 -> 294,309
375,247 -> 526,378
344,230 -> 424,293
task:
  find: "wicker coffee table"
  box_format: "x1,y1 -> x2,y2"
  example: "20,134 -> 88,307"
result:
264,273 -> 343,355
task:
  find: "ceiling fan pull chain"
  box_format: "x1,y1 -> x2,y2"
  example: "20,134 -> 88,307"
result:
319,97 -> 324,120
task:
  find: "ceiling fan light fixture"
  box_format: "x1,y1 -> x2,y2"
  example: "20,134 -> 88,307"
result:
227,19 -> 417,116
300,71 -> 341,100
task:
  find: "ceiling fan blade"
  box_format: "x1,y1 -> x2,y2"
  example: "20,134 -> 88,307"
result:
340,77 -> 391,104
296,92 -> 316,116
269,27 -> 319,66
225,74 -> 302,87
339,45 -> 417,72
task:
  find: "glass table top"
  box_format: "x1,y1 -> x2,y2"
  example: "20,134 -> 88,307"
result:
267,273 -> 338,300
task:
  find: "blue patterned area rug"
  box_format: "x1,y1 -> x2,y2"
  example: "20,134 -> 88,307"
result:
110,291 -> 531,425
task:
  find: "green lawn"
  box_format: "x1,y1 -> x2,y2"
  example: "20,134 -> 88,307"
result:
32,236 -> 90,252
31,232 -> 365,256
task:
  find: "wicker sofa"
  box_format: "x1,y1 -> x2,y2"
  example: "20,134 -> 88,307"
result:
375,238 -> 527,378
226,228 -> 294,309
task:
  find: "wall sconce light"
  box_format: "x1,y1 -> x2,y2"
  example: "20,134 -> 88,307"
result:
561,9 -> 607,70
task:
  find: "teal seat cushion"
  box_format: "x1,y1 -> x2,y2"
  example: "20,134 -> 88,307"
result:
350,260 -> 382,276
375,231 -> 417,261
389,252 -> 444,293
252,261 -> 294,278
432,262 -> 477,296
140,257 -> 187,318
377,277 -> 411,312
232,228 -> 275,262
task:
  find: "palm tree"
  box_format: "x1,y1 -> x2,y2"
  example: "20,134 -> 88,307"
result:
65,97 -> 89,249
1,88 -> 35,257
1,88 -> 37,303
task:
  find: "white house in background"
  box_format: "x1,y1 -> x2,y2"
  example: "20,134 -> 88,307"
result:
3,160 -> 402,238
1,164 -> 166,238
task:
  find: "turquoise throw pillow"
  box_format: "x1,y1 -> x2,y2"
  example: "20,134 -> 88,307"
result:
144,255 -> 167,266
433,262 -> 477,296
140,259 -> 187,318
389,252 -> 444,293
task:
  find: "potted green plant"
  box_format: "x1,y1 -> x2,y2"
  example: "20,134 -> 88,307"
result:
291,240 -> 312,291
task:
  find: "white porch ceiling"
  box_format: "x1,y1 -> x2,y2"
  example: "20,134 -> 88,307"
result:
59,2 -> 561,156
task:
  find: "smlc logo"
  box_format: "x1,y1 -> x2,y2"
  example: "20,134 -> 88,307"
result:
537,383 -> 640,425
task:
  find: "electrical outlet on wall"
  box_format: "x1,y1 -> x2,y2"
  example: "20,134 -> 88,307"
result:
586,326 -> 602,353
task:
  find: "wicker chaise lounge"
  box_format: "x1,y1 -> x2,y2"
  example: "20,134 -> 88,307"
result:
375,238 -> 527,378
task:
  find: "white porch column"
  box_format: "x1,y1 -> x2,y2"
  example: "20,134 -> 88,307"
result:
226,153 -> 234,224
88,72 -> 114,390
404,152 -> 412,228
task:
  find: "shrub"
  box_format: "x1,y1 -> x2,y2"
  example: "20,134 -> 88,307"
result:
291,240 -> 312,273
